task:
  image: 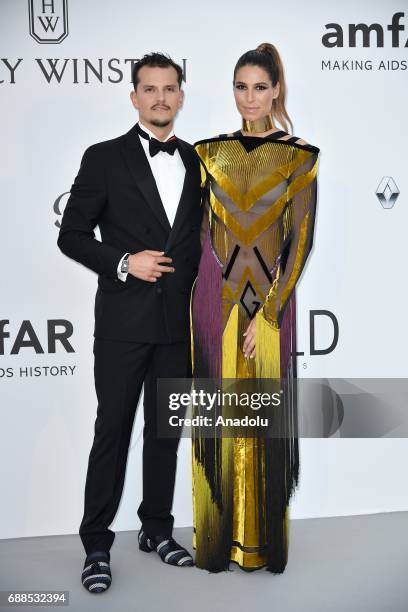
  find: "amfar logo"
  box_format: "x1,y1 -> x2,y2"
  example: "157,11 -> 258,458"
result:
29,0 -> 69,44
0,320 -> 74,354
322,12 -> 408,47
376,177 -> 400,209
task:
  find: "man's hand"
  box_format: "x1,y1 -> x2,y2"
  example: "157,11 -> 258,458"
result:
128,250 -> 175,282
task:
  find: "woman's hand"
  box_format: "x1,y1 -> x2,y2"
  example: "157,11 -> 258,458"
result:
242,318 -> 256,359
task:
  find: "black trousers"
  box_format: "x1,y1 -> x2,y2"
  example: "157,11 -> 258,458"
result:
79,337 -> 190,555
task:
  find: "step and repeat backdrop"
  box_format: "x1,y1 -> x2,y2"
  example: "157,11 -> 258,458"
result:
1,0 -> 407,540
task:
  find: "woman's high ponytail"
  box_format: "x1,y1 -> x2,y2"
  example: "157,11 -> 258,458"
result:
234,43 -> 294,134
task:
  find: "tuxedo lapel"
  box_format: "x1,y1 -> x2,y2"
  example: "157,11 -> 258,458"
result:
165,141 -> 197,251
121,123 -> 171,234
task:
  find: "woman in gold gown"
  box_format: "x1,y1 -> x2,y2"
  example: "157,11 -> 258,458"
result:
190,43 -> 320,573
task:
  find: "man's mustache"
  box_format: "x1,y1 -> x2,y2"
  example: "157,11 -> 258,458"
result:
151,104 -> 170,110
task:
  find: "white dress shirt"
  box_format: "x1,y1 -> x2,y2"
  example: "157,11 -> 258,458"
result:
117,121 -> 186,281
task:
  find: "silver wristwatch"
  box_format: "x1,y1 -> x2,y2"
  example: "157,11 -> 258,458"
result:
120,254 -> 130,274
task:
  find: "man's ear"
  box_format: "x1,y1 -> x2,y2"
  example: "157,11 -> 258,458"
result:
178,89 -> 185,108
130,90 -> 139,110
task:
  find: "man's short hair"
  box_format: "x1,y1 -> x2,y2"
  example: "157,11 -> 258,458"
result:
132,52 -> 184,90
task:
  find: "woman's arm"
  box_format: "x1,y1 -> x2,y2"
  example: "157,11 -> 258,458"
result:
261,148 -> 320,328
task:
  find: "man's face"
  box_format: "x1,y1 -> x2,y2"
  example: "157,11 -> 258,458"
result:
130,65 -> 184,128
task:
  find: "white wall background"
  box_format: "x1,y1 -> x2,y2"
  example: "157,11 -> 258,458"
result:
1,0 -> 407,540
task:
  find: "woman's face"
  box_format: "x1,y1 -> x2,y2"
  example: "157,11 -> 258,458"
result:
233,64 -> 280,122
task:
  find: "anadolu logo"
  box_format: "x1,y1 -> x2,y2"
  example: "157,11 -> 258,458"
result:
29,0 -> 69,44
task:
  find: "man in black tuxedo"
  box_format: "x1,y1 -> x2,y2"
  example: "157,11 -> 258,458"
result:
57,52 -> 202,593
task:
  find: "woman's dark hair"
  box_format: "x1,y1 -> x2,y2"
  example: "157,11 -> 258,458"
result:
132,52 -> 184,90
233,43 -> 293,134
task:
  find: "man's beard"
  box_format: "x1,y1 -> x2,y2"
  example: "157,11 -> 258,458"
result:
150,118 -> 172,128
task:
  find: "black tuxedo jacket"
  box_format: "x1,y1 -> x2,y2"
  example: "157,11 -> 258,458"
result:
57,122 -> 203,343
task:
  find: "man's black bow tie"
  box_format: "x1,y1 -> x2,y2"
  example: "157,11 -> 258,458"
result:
149,137 -> 178,157
136,122 -> 178,157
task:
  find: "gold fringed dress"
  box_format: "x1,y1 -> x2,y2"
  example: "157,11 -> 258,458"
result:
190,129 -> 320,573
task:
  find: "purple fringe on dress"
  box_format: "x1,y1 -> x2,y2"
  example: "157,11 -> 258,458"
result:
192,230 -> 223,378
192,231 -> 226,519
